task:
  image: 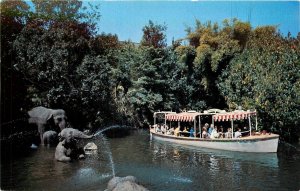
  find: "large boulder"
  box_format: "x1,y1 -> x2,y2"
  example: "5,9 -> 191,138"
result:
106,176 -> 148,191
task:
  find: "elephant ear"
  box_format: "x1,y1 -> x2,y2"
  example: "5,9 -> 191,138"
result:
52,109 -> 66,120
28,106 -> 52,124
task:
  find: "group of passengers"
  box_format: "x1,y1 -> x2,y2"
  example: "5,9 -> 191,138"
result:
153,124 -> 195,137
153,123 -> 244,139
202,123 -> 244,139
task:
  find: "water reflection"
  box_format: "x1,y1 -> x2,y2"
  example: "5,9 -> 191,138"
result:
150,139 -> 279,168
147,134 -> 281,190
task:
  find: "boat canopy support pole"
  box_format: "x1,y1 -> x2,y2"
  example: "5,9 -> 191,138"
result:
249,116 -> 252,136
255,112 -> 258,131
194,119 -> 196,137
164,114 -> 167,134
231,119 -> 234,139
199,116 -> 201,138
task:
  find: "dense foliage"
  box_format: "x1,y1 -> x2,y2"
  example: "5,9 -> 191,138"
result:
1,1 -> 299,141
218,27 -> 300,141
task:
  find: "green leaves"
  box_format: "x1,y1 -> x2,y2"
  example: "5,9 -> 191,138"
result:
218,27 -> 300,140
140,20 -> 167,48
3,5 -> 300,142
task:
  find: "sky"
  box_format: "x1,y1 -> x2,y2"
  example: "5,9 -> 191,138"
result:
93,1 -> 299,45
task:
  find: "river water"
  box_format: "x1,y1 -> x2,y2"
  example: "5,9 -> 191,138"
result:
1,129 -> 300,190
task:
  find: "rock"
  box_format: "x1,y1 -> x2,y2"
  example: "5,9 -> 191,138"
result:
84,142 -> 98,155
106,176 -> 148,191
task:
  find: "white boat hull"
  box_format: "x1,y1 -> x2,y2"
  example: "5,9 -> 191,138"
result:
150,129 -> 279,153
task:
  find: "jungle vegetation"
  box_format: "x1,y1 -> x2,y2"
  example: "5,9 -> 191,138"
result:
1,0 -> 299,142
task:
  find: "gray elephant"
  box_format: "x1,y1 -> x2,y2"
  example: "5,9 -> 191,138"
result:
55,128 -> 92,162
59,128 -> 93,141
43,130 -> 58,146
55,132 -> 81,162
106,176 -> 148,191
28,106 -> 67,144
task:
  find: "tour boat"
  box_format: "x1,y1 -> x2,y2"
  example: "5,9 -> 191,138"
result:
150,109 -> 279,153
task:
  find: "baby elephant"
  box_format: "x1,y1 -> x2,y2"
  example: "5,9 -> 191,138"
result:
59,128 -> 93,141
55,134 -> 76,162
43,130 -> 58,146
55,132 -> 85,162
55,128 -> 92,162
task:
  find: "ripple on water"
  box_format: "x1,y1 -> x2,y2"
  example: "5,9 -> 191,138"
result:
1,129 -> 300,191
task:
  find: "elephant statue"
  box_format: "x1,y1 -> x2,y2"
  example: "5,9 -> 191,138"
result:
59,128 -> 93,141
55,131 -> 85,162
106,176 -> 148,191
43,130 -> 58,146
28,106 -> 67,144
55,128 -> 92,162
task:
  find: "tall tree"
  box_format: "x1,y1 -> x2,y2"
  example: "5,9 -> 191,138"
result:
140,20 -> 167,48
30,0 -> 100,32
31,0 -> 82,21
1,0 -> 30,125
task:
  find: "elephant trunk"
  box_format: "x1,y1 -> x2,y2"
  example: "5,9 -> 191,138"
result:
77,132 -> 93,139
58,120 -> 66,131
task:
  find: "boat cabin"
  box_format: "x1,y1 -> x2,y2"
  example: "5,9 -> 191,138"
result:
153,109 -> 258,139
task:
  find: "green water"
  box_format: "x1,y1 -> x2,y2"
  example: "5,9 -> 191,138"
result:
1,129 -> 300,190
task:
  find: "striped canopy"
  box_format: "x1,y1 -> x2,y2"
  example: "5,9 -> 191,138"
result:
213,111 -> 256,121
166,112 -> 201,122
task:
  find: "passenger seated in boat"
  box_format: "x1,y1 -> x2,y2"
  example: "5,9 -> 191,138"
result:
208,124 -> 214,137
174,127 -> 180,136
189,128 -> 194,137
218,126 -> 224,138
202,127 -> 208,138
167,128 -> 174,135
204,123 -> 209,129
183,127 -> 188,133
225,128 -> 232,138
235,128 -> 242,138
154,124 -> 161,133
180,127 -> 190,137
161,125 -> 166,134
210,126 -> 220,139
164,124 -> 169,129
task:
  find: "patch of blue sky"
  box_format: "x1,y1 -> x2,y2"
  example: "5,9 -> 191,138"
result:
93,1 -> 299,44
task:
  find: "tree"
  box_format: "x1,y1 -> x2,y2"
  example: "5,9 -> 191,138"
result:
140,20 -> 167,48
127,46 -> 167,127
31,0 -> 100,23
1,0 -> 30,126
179,19 -> 248,108
173,45 -> 207,110
218,26 -> 300,141
32,0 -> 82,19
